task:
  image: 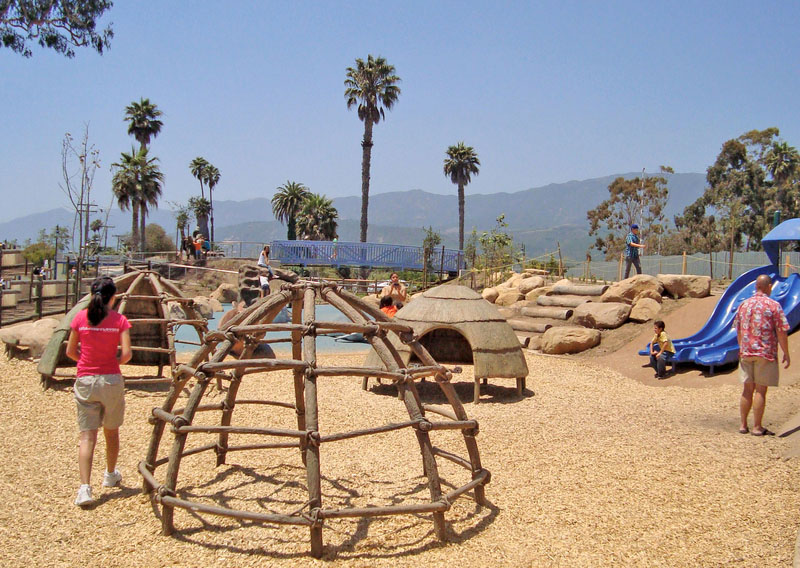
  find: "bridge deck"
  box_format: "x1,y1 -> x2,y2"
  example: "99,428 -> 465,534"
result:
271,240 -> 464,272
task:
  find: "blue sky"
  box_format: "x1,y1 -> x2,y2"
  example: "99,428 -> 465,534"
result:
1,1 -> 799,223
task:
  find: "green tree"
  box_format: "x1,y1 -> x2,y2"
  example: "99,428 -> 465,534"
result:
296,194 -> 338,241
422,226 -> 442,275
23,241 -> 53,266
479,215 -> 514,269
344,54 -> 401,243
443,142 -> 480,251
1,0 -> 113,58
111,147 -> 164,253
143,223 -> 173,253
271,181 -> 311,240
587,174 -> 669,259
173,204 -> 190,241
188,196 -> 211,240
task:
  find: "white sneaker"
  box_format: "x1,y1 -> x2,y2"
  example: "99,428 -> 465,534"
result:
75,484 -> 93,507
102,470 -> 122,488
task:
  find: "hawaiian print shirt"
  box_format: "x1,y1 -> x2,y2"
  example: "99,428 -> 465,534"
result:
625,232 -> 640,258
733,291 -> 789,361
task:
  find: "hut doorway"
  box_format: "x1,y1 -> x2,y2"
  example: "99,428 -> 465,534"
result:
411,327 -> 473,364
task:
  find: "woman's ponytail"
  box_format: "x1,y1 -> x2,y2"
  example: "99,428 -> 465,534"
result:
87,276 -> 116,325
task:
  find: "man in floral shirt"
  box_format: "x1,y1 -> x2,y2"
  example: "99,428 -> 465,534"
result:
733,275 -> 790,436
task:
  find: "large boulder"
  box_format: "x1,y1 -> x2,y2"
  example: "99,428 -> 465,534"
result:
166,301 -> 187,320
495,289 -> 524,306
502,272 -> 525,289
601,275 -> 663,305
629,298 -> 662,323
572,302 -> 631,329
0,317 -> 59,359
633,289 -> 663,304
481,287 -> 500,303
519,276 -> 546,295
191,296 -> 214,319
207,297 -> 224,313
658,274 -> 711,299
210,283 -> 238,303
541,326 -> 601,354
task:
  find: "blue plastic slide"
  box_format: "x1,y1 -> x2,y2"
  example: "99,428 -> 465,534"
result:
639,219 -> 800,373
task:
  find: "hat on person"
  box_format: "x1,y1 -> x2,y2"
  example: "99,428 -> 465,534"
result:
631,224 -> 639,229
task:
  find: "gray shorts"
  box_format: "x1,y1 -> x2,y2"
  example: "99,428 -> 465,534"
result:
739,356 -> 779,387
74,374 -> 125,431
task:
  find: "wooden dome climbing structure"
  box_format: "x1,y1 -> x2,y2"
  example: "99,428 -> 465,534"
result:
37,270 -> 207,387
139,280 -> 489,558
364,284 -> 529,403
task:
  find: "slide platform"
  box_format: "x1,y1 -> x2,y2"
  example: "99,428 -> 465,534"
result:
639,265 -> 800,373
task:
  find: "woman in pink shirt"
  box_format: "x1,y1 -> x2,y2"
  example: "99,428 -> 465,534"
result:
66,276 -> 132,507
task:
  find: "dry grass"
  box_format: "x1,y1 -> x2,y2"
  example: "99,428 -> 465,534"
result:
1,350 -> 798,567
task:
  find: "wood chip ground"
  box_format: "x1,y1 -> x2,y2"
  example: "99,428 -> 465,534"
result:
1,349 -> 798,567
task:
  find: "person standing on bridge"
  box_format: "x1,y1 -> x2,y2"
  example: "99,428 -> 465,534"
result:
733,274 -> 790,436
381,272 -> 407,304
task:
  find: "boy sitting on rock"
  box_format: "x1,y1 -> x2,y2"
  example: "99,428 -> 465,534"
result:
649,320 -> 676,379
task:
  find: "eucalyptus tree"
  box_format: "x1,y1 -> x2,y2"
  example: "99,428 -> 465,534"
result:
111,147 -> 164,252
271,181 -> 311,240
296,194 -> 339,241
344,54 -> 401,243
443,142 -> 480,250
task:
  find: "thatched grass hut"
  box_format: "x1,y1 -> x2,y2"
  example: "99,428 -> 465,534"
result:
37,270 -> 207,387
364,284 -> 529,402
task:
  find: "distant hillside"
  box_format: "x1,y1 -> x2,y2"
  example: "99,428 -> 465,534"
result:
0,172 -> 706,260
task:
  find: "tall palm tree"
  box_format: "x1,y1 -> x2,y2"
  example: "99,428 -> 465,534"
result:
443,142 -> 480,250
190,157 -> 209,199
124,98 -> 163,151
271,181 -> 311,240
297,193 -> 339,241
111,147 -> 164,252
205,164 -> 221,244
124,98 -> 163,251
344,55 -> 401,243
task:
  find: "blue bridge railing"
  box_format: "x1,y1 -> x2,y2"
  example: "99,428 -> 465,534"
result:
271,240 -> 465,272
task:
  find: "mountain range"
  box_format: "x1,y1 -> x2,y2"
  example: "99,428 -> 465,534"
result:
0,172 -> 706,260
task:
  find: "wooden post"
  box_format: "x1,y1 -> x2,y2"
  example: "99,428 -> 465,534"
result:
557,242 -> 564,277
617,252 -> 623,282
439,245 -> 446,282
35,279 -> 43,320
682,251 -> 687,275
785,256 -> 791,278
96,256 -> 100,278
302,287 -> 323,557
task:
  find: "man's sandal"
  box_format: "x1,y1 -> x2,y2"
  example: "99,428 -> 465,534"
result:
751,428 -> 775,436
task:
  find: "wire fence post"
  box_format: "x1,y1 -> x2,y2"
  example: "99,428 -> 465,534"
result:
682,252 -> 687,275
617,252 -> 623,282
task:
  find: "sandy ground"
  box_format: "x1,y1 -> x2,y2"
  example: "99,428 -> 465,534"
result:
2,321 -> 800,566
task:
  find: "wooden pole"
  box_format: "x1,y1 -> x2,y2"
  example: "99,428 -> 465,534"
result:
617,252 -> 623,282
682,251 -> 687,275
302,287 -> 323,557
439,245 -> 446,282
785,256 -> 791,278
35,279 -> 43,320
557,242 -> 564,277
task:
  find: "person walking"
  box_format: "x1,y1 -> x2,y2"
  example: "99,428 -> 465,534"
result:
624,224 -> 645,278
733,274 -> 790,436
66,276 -> 132,507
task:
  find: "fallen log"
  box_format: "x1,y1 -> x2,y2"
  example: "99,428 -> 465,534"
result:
537,295 -> 592,308
521,306 -> 573,320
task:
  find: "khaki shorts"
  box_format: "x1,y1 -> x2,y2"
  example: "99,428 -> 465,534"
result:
74,374 -> 125,431
739,356 -> 780,387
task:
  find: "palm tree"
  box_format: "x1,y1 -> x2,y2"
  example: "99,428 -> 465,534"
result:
190,157 -> 209,199
189,197 -> 211,240
443,142 -> 480,250
344,55 -> 401,243
271,181 -> 311,240
297,194 -> 339,241
765,141 -> 799,186
124,98 -> 163,151
124,98 -> 163,251
205,164 -> 221,244
111,147 -> 164,252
